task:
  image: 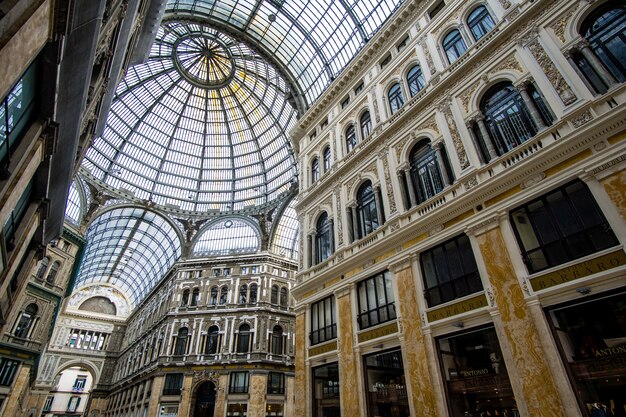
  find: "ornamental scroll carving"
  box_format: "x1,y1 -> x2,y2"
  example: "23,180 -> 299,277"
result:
459,84 -> 479,114
370,87 -> 381,124
550,4 -> 580,44
489,54 -> 524,77
419,39 -> 436,75
381,153 -> 397,214
571,110 -> 594,127
298,214 -> 304,269
440,104 -> 470,169
525,37 -> 577,105
394,115 -> 439,162
333,185 -> 344,245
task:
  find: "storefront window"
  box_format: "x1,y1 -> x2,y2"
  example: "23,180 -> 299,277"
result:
226,403 -> 247,417
547,292 -> 626,416
312,363 -> 340,417
363,349 -> 409,417
437,327 -> 518,417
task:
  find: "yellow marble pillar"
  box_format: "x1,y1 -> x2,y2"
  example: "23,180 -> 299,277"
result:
601,169 -> 626,221
284,374 -> 295,417
214,374 -> 228,417
335,287 -> 360,417
248,372 -> 268,417
3,364 -> 30,416
147,375 -> 165,417
294,308 -> 307,417
392,261 -> 438,417
178,374 -> 195,417
475,226 -> 567,417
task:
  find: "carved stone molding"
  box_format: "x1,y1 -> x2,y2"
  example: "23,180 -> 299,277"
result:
550,4 -> 580,43
526,37 -> 577,105
571,110 -> 594,127
441,106 -> 470,169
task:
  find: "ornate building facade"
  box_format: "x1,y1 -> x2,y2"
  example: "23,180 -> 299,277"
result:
292,0 -> 626,416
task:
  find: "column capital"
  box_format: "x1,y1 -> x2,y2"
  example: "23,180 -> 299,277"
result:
388,255 -> 416,273
333,283 -> 354,298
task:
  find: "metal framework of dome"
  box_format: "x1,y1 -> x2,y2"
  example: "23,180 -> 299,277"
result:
82,22 -> 298,213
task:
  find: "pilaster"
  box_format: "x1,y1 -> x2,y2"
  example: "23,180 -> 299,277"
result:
334,286 -> 361,417
294,308 -> 307,417
248,372 -> 268,417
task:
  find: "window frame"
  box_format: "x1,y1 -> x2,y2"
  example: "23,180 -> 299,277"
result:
310,296 -> 337,345
387,83 -> 405,114
442,29 -> 468,64
229,371 -> 249,393
356,270 -> 397,330
467,5 -> 495,41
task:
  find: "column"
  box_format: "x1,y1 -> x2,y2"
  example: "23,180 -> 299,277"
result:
178,374 -> 194,417
214,374 -> 228,417
350,205 -> 359,240
475,116 -> 498,159
516,81 -> 546,130
396,171 -> 410,210
474,222 -> 568,417
583,171 -> 626,241
335,286 -> 361,417
431,142 -> 450,186
401,165 -> 417,207
578,39 -> 617,88
328,218 -> 335,252
307,235 -> 313,268
465,120 -> 487,164
294,307 -> 307,417
146,376 -> 165,417
2,364 -> 31,416
309,231 -> 316,266
248,371 -> 268,417
373,185 -> 384,225
390,260 -> 440,417
346,208 -> 355,242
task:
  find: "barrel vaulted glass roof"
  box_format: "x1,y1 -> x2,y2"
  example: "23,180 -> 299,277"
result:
82,22 -> 298,213
168,0 -> 405,104
74,207 -> 182,307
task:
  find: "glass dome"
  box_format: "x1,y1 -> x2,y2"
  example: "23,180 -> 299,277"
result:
82,22 -> 298,213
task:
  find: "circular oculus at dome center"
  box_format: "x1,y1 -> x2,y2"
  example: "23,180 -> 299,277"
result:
173,33 -> 235,88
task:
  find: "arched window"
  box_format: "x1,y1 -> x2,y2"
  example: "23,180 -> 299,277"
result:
410,140 -> 445,203
467,6 -> 495,41
181,289 -> 190,306
323,147 -> 332,172
239,284 -> 248,304
174,327 -> 188,355
219,286 -> 228,305
35,257 -> 49,279
443,30 -> 467,63
388,83 -> 404,114
280,287 -> 288,307
191,288 -> 200,306
236,324 -> 251,353
205,326 -> 219,354
14,303 -> 37,338
311,157 -> 320,183
360,111 -> 372,139
345,124 -> 357,153
271,285 -> 279,305
315,212 -> 332,264
46,261 -> 60,284
249,283 -> 258,303
209,286 -> 218,305
271,325 -> 284,355
480,82 -> 537,155
356,182 -> 379,237
406,65 -> 426,97
581,3 -> 626,83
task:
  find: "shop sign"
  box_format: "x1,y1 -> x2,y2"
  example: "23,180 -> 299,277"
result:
426,293 -> 488,322
530,250 -> 626,291
357,321 -> 399,343
309,340 -> 337,357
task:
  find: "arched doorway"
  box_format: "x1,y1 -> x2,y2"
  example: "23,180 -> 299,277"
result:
192,381 -> 216,417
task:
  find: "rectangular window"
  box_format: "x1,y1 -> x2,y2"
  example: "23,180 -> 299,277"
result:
43,396 -> 53,411
510,180 -> 618,274
397,35 -> 410,52
266,403 -> 283,417
356,270 -> 396,329
437,326 -> 516,417
0,358 -> 19,386
267,372 -> 285,394
310,296 -> 337,345
229,371 -> 249,393
251,265 -> 259,274
67,396 -> 81,412
73,376 -> 87,390
341,96 -> 350,109
226,403 -> 247,417
159,404 -> 179,417
162,373 -> 183,395
312,363 -> 340,417
241,266 -> 248,275
420,234 -> 483,307
354,81 -> 364,95
320,119 -> 328,129
3,177 -> 34,248
379,53 -> 392,70
428,0 -> 446,19
363,349 -> 409,417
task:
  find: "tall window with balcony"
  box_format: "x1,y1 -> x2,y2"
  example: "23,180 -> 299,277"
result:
357,270 -> 396,329
0,358 -> 19,386
219,286 -> 228,304
268,372 -> 285,394
356,181 -> 381,238
310,296 -> 337,345
360,111 -> 372,138
249,283 -> 258,303
443,29 -> 468,63
191,288 -> 200,306
181,289 -> 189,306
311,157 -> 320,183
509,180 -> 618,274
229,372 -> 249,393
388,83 -> 404,114
13,303 -> 37,338
323,147 -> 331,172
270,325 -> 284,355
271,284 -> 279,304
280,287 -> 288,307
46,261 -> 60,284
407,64 -> 426,97
236,324 -> 251,353
345,124 -> 357,153
209,286 -> 218,305
420,234 -> 483,307
35,257 -> 49,279
173,327 -> 188,356
239,284 -> 248,304
315,212 -> 332,264
163,373 -> 183,395
205,326 -> 219,354
409,140 -> 445,204
467,5 -> 495,41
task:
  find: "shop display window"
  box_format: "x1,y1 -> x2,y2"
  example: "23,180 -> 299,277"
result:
437,326 -> 518,417
226,403 -> 247,417
363,349 -> 410,417
547,291 -> 626,417
312,363 -> 340,417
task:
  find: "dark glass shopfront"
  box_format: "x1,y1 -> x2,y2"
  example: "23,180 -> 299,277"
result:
363,349 -> 410,417
547,291 -> 626,417
437,326 -> 518,417
312,363 -> 340,417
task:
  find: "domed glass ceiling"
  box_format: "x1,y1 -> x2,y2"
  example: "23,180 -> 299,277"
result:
82,22 -> 298,213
